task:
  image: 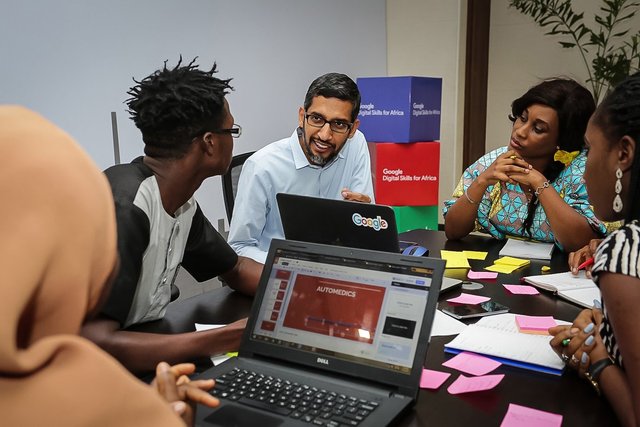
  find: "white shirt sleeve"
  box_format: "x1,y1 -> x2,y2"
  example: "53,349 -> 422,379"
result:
227,156 -> 269,264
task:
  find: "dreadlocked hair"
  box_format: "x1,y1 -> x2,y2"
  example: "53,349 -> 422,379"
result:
592,71 -> 640,222
508,78 -> 595,238
126,57 -> 233,159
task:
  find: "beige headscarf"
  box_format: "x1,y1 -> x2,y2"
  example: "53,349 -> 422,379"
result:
0,106 -> 184,426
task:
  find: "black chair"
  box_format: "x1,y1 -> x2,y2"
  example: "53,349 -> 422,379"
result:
222,151 -> 255,223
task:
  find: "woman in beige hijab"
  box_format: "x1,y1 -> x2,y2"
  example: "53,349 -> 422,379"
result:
0,106 -> 217,426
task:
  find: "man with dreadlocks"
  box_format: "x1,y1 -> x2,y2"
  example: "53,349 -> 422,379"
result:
81,58 -> 262,375
228,72 -> 374,264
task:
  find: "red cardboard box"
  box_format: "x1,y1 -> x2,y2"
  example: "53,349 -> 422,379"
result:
368,141 -> 440,206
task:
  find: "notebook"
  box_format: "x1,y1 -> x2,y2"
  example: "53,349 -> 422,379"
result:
194,239 -> 445,427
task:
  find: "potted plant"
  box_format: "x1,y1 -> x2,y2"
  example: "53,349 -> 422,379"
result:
509,0 -> 640,102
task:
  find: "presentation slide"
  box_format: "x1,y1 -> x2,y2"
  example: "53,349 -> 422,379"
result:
282,274 -> 385,344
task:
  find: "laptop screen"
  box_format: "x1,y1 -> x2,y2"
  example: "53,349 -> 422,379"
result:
249,246 -> 437,375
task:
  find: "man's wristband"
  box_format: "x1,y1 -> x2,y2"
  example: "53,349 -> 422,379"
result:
584,356 -> 615,395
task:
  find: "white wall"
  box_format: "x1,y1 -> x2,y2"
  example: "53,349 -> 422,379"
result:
487,0 -> 640,152
386,0 -> 467,222
1,0 -> 386,228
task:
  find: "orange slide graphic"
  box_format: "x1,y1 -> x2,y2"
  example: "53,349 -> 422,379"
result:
283,275 -> 385,344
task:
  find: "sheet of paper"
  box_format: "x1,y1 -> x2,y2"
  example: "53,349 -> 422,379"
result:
468,270 -> 498,280
515,315 -> 557,334
500,403 -> 563,427
495,256 -> 531,267
463,250 -> 488,260
447,293 -> 491,305
503,284 -> 540,295
485,263 -> 520,274
420,368 -> 451,390
440,250 -> 471,269
499,239 -> 554,260
447,374 -> 504,394
442,351 -> 501,376
431,309 -> 467,337
195,323 -> 234,365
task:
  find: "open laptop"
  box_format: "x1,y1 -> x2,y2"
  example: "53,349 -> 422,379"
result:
277,193 -> 461,294
195,239 -> 445,427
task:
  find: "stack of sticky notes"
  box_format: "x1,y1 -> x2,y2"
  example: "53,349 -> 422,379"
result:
440,250 -> 471,269
485,256 -> 530,274
515,315 -> 557,335
439,250 -> 488,269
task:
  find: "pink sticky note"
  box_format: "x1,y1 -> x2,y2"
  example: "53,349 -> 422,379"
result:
442,351 -> 501,376
500,403 -> 563,427
447,374 -> 504,395
420,368 -> 451,390
446,293 -> 490,305
467,270 -> 499,280
503,284 -> 540,295
515,315 -> 557,333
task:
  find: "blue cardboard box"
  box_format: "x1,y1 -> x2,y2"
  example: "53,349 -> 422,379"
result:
357,76 -> 442,143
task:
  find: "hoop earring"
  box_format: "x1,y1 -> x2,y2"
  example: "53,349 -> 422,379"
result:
613,168 -> 623,213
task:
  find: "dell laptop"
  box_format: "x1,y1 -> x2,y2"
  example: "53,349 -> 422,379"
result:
195,239 -> 445,426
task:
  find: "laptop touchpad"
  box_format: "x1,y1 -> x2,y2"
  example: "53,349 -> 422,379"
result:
203,405 -> 284,426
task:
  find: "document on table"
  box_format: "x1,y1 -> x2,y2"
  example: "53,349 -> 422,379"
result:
444,313 -> 568,375
431,309 -> 467,337
498,238 -> 554,260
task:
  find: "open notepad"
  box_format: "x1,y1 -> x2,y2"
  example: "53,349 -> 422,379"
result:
444,313 -> 567,375
522,271 -> 600,309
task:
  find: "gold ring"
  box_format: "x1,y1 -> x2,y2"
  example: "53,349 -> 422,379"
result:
509,155 -> 518,160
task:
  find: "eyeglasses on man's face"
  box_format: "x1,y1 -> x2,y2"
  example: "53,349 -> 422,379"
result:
304,113 -> 352,134
213,123 -> 242,138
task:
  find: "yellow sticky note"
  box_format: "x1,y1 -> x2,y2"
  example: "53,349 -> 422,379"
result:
541,266 -> 551,272
226,352 -> 238,358
485,263 -> 520,274
440,250 -> 471,269
463,250 -> 488,260
495,256 -> 530,268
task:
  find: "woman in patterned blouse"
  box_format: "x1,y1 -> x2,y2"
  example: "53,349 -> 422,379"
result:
443,78 -> 606,252
550,71 -> 640,426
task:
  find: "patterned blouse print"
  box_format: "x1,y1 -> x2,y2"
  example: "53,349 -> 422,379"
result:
443,146 -> 606,248
592,220 -> 640,368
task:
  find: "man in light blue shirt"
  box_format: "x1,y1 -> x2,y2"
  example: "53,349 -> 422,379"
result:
228,73 -> 374,263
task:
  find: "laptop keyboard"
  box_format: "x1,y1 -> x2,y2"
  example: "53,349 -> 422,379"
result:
210,368 -> 379,426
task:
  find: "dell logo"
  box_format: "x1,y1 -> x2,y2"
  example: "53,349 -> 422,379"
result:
316,357 -> 329,365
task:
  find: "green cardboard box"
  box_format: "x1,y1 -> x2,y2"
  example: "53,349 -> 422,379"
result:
391,205 -> 438,233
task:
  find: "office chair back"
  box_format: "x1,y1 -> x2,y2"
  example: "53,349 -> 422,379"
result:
222,151 -> 255,222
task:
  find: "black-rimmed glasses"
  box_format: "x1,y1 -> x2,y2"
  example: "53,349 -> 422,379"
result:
304,114 -> 352,134
213,123 -> 242,138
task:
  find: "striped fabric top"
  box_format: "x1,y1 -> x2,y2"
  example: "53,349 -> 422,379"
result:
592,220 -> 640,367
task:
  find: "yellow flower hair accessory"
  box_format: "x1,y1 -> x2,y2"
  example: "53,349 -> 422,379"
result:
554,149 -> 580,167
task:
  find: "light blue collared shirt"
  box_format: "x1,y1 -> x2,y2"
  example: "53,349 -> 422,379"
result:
228,129 -> 374,263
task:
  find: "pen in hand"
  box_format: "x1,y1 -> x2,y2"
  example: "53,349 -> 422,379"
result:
577,257 -> 594,270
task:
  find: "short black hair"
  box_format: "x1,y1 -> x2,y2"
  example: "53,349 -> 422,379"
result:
303,73 -> 361,122
509,78 -> 596,239
126,57 -> 233,159
593,71 -> 640,222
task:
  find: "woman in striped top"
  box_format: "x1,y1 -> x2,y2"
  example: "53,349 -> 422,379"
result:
550,71 -> 640,427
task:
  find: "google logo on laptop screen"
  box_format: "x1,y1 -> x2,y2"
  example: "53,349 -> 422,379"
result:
352,213 -> 388,231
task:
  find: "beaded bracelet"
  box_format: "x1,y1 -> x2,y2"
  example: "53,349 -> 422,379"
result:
534,181 -> 550,197
464,189 -> 477,204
